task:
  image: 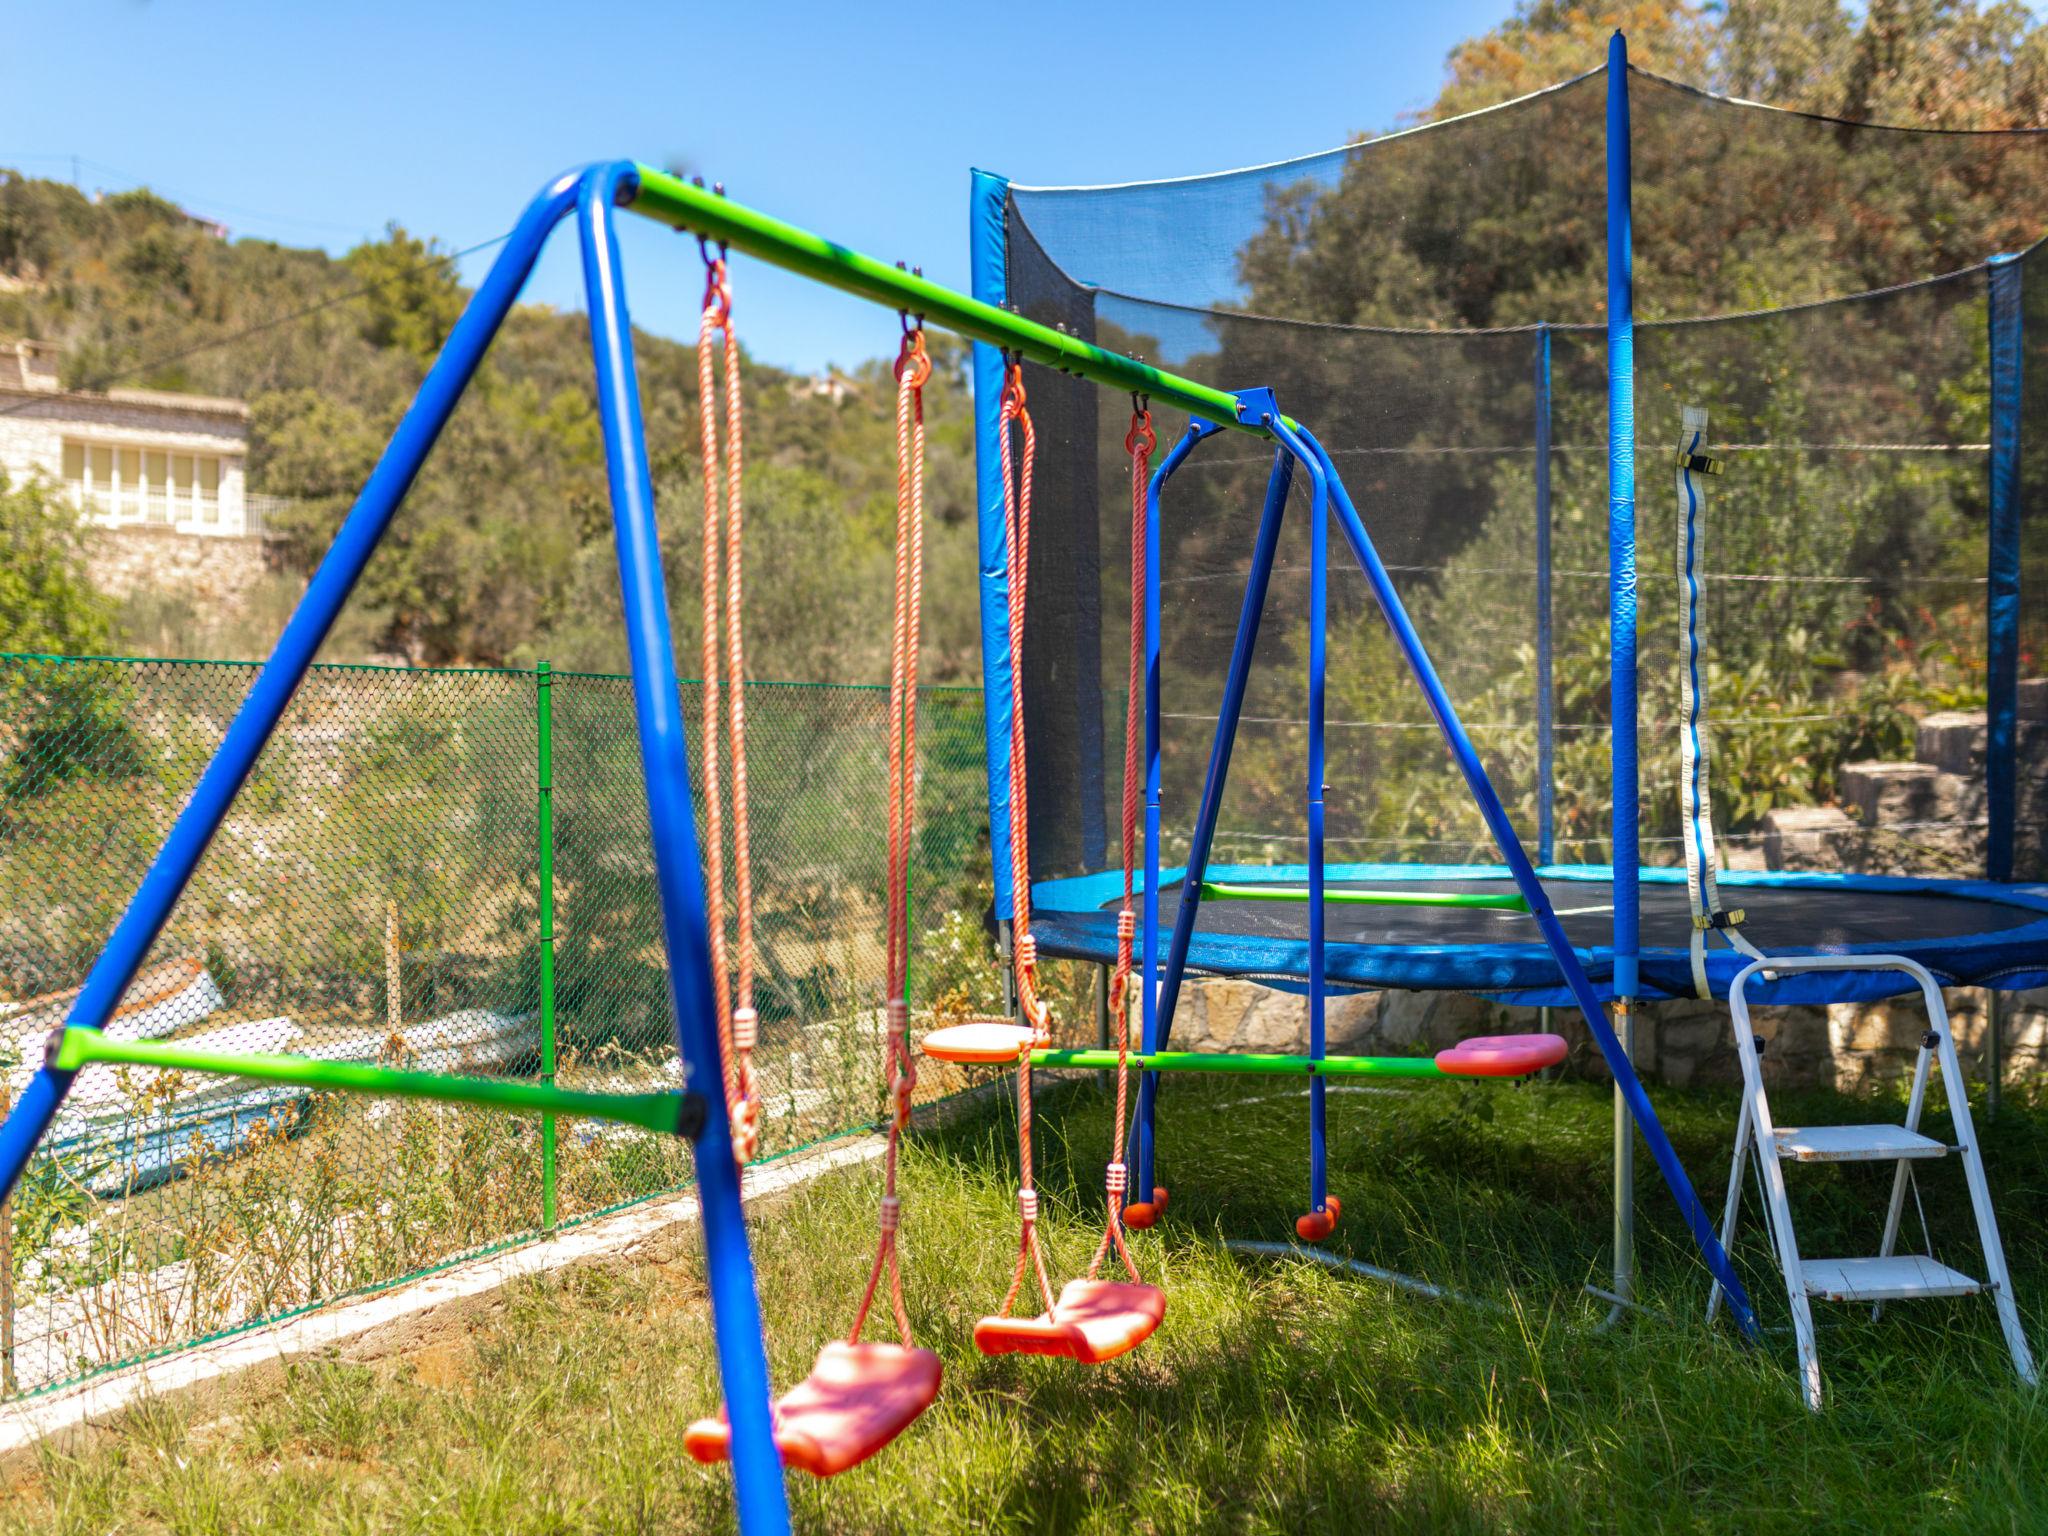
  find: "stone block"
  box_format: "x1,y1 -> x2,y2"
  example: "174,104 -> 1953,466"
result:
2019,677 -> 2047,720
1760,804 -> 1856,871
1915,710 -> 1986,776
1324,992 -> 1382,1052
1838,761 -> 1938,827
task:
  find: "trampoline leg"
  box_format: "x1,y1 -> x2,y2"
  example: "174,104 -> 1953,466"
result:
1604,1000 -> 1637,1329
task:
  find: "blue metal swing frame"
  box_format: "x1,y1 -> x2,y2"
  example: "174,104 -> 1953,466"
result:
0,163 -> 794,1535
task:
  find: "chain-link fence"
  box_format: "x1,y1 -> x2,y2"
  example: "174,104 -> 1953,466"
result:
0,653 -> 996,1398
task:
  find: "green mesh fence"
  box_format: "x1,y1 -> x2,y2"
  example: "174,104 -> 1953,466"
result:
0,654 -> 994,1399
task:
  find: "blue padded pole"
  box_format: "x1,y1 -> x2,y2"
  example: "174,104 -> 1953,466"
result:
1295,422 -> 1759,1339
1134,423 -> 1207,1196
1140,447 -> 1295,1200
968,170 -> 1018,919
0,169 -> 585,1205
1606,31 -> 1640,1000
579,167 -> 787,1533
1987,253 -> 2022,885
1534,324 -> 1556,867
1270,416 -> 1331,1216
1606,31 -> 1642,1318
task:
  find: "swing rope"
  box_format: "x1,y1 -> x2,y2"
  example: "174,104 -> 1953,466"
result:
697,245 -> 760,1165
991,356 -> 1061,1324
1087,402 -> 1155,1287
848,319 -> 933,1349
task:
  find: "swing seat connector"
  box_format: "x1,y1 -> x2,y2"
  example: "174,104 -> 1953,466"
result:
1121,1186 -> 1170,1229
1294,1194 -> 1343,1243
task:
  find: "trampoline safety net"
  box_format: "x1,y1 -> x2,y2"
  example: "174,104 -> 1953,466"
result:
998,65 -> 2048,939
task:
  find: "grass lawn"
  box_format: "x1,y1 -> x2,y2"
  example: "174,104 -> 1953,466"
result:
5,1068 -> 2043,1534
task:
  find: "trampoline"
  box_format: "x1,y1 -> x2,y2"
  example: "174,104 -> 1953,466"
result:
1033,864 -> 2048,1006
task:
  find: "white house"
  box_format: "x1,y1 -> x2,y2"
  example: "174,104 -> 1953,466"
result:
0,338 -> 255,536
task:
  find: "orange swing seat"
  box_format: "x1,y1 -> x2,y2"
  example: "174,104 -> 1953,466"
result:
920,1019 -> 1038,1064
685,1341 -> 942,1478
975,1278 -> 1166,1364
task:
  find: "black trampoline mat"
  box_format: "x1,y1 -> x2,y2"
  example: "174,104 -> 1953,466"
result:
1117,877 -> 2041,951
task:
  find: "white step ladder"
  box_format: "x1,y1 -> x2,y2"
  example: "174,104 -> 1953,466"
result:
1705,954 -> 2037,1410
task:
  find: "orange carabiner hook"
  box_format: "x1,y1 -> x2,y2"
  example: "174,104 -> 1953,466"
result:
895,328 -> 932,389
1125,406 -> 1156,458
701,253 -> 732,327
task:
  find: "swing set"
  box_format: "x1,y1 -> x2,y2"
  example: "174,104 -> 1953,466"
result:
0,158 -> 1756,1536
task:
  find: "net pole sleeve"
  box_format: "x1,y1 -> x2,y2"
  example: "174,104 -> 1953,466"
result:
969,169 -> 1018,920
0,168 -> 585,1211
576,167 -> 788,1536
1606,31 -> 1640,1000
1987,253 -> 2023,885
1296,422 -> 1760,1341
1535,325 -> 1555,866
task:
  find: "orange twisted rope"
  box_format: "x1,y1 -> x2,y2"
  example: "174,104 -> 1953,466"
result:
697,252 -> 760,1165
1088,403 -> 1155,1286
849,324 -> 932,1348
991,357 -> 1059,1322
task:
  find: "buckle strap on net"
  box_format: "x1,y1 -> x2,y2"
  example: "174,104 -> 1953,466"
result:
1676,404 -> 1767,999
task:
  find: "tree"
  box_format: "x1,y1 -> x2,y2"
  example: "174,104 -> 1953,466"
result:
0,470 -> 111,655
344,225 -> 466,367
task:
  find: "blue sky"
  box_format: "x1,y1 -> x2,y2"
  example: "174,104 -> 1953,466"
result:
0,0 -> 1517,373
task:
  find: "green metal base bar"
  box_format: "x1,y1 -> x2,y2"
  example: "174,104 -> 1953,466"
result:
1199,881 -> 1530,911
51,1027 -> 702,1137
1035,1047 -> 1447,1078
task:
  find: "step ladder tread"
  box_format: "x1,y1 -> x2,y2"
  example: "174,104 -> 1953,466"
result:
1771,1124 -> 1948,1162
1801,1255 -> 1982,1301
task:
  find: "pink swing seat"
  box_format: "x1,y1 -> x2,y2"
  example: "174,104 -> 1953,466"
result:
1434,1031 -> 1569,1078
684,1341 -> 942,1478
974,1279 -> 1166,1364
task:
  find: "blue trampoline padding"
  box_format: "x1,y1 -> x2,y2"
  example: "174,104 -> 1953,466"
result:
1031,863 -> 2048,1006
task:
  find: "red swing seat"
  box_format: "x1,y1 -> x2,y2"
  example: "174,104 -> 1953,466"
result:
1435,1031 -> 1569,1078
684,1341 -> 942,1478
974,1279 -> 1166,1364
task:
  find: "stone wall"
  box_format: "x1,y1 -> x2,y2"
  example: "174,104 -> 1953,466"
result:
1161,974 -> 2048,1094
84,524 -> 278,609
1159,680 -> 2048,1094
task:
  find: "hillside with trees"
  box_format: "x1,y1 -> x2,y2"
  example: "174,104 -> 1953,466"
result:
0,177 -> 983,678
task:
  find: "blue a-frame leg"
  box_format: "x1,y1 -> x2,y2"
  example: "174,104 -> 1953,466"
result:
1135,389 -> 1759,1339
0,164 -> 794,1535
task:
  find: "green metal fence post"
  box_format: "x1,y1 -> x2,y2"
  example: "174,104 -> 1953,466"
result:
538,660 -> 558,1232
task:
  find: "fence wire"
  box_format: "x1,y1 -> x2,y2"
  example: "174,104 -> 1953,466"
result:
0,654 -> 995,1398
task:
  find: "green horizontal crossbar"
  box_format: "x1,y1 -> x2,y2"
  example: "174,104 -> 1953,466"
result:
1033,1048 -> 1447,1078
1199,880 -> 1531,912
51,1028 -> 699,1137
625,167 -> 1275,438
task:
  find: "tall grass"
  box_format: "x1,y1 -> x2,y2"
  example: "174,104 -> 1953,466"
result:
7,1072 -> 2043,1534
